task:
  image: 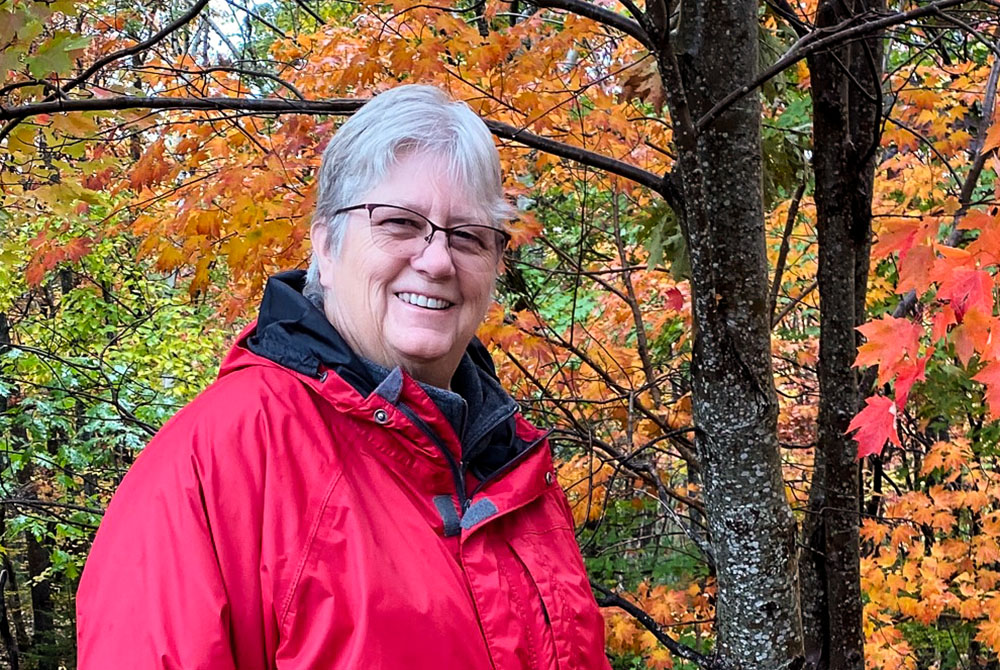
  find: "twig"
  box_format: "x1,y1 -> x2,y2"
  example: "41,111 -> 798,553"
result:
224,0 -> 288,38
0,0 -> 211,143
772,279 -> 818,328
0,95 -> 667,193
770,181 -> 807,323
292,0 -> 325,25
590,580 -> 724,669
696,0 -> 977,130
137,65 -> 306,100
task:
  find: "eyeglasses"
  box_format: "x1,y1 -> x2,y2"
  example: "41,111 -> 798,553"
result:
334,203 -> 511,273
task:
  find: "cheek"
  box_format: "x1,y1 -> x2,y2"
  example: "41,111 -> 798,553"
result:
463,277 -> 496,323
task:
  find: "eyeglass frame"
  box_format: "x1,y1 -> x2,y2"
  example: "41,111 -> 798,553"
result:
333,203 -> 512,264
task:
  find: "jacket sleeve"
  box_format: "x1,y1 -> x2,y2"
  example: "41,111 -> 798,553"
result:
76,426 -> 240,670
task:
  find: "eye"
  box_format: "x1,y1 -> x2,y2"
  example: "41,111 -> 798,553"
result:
371,209 -> 428,239
381,216 -> 424,230
449,227 -> 490,252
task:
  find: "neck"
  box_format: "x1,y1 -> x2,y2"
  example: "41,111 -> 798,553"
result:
323,301 -> 458,390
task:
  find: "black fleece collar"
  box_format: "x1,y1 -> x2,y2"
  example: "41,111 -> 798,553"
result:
247,270 -> 523,478
247,270 -> 378,394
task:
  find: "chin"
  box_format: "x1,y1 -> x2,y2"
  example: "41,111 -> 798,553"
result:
393,341 -> 455,365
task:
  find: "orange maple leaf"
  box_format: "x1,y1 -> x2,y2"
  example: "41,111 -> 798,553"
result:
855,316 -> 923,384
983,116 -> 1000,155
897,244 -> 935,295
978,618 -> 1000,652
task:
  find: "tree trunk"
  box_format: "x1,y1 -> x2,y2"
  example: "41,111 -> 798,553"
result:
660,0 -> 805,665
0,315 -> 20,670
800,0 -> 883,666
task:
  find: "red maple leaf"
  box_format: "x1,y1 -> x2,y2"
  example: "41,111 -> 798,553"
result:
665,287 -> 684,311
847,395 -> 901,459
937,267 -> 994,322
894,350 -> 932,408
974,361 -> 1000,420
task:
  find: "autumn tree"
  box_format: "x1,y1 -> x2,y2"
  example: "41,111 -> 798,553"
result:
2,0 -> 1000,669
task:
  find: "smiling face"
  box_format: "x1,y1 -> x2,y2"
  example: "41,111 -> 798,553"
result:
312,153 -> 499,389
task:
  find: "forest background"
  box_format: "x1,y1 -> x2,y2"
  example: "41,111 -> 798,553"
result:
1,0 -> 999,668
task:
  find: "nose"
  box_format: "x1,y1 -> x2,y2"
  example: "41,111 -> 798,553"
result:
411,229 -> 457,278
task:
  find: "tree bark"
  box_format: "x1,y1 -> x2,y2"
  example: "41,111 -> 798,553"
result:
662,0 -> 806,665
800,0 -> 884,666
0,315 -> 20,670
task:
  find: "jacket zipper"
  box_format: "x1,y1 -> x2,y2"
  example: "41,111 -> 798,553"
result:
394,403 -> 470,511
395,404 -> 552,515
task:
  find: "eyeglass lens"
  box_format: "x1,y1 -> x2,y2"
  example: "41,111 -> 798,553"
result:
366,205 -> 505,271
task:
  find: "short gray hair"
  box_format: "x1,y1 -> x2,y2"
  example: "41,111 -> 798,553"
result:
304,84 -> 515,308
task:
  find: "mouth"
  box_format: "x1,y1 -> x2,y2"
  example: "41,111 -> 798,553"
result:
395,292 -> 454,311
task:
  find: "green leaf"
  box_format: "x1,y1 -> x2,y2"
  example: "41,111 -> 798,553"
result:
27,33 -> 91,78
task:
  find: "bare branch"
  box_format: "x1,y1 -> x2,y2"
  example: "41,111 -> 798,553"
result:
138,64 -> 307,99
293,0 -> 325,25
0,95 -> 667,193
224,0 -> 289,38
772,279 -> 818,328
696,0 -> 978,130
766,0 -> 812,37
769,181 -> 807,323
525,0 -> 654,50
204,15 -> 243,59
590,580 -> 724,669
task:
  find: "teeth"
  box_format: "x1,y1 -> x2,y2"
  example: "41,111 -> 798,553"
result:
397,292 -> 451,310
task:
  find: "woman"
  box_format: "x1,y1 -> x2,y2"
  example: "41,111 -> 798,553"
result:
77,84 -> 610,669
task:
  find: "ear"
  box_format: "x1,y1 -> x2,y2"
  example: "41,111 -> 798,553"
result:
310,220 -> 337,290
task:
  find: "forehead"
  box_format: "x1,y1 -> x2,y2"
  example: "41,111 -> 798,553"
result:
363,153 -> 485,222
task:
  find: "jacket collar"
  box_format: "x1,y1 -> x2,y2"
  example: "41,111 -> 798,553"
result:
246,270 -> 378,394
241,270 -> 527,482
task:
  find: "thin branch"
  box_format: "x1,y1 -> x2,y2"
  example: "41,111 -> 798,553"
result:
611,191 -> 662,405
766,0 -> 812,37
204,15 -> 243,59
931,7 -> 1000,59
224,0 -> 288,38
615,0 -> 651,34
525,0 -> 654,50
138,64 -> 306,99
590,580 -> 723,669
292,0 -> 325,25
0,499 -> 103,515
0,95 -> 668,193
770,181 -> 807,323
885,116 -> 964,189
772,279 -> 818,328
696,0 -> 977,130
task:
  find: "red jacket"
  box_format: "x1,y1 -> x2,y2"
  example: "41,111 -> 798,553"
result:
77,275 -> 610,669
